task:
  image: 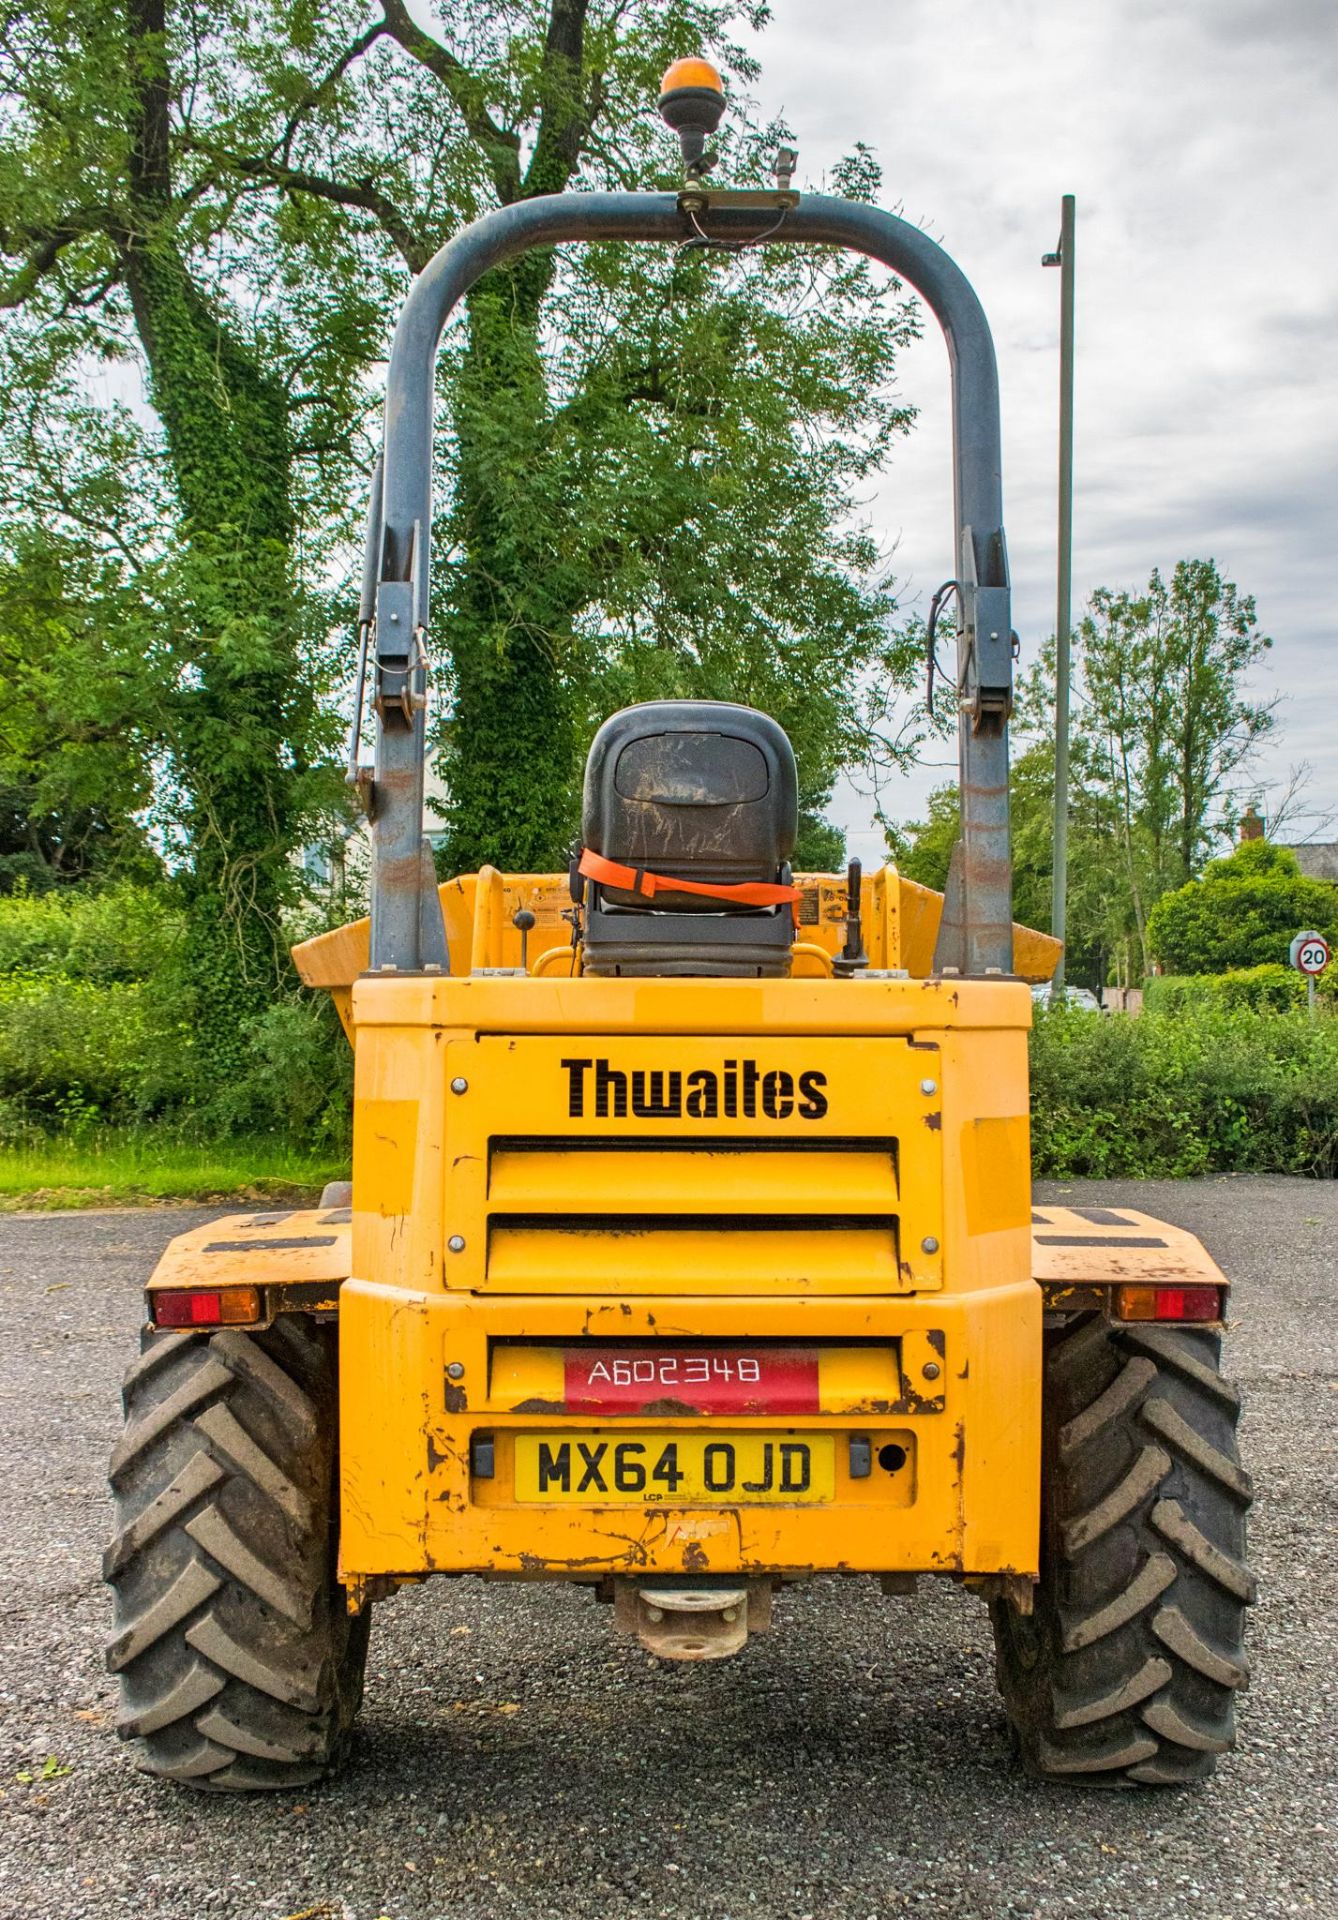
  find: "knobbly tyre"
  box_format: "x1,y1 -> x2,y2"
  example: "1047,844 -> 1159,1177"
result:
105,59 -> 1253,1791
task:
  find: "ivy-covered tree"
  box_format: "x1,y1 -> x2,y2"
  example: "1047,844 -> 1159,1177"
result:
1,0 -> 924,1057
0,0 -> 349,1067
195,1 -> 921,870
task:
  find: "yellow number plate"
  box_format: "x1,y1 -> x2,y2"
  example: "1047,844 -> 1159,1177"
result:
512,1431 -> 835,1505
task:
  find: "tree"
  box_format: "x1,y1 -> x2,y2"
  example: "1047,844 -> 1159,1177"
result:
793,803 -> 846,872
1147,838 -> 1338,976
1,0 -> 923,977
0,0 -> 348,1068
1079,561 -> 1274,968
0,527 -> 164,891
888,743 -> 1122,990
977,561 -> 1275,983
892,559 -> 1274,990
887,783 -> 957,895
437,189 -> 917,870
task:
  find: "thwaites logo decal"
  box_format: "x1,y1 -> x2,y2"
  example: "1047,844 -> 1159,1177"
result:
560,1057 -> 829,1121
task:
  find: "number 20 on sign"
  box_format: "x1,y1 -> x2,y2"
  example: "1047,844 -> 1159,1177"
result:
1290,928 -> 1330,1018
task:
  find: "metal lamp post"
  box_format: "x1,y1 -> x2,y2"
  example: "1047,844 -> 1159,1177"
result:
1043,194 -> 1076,993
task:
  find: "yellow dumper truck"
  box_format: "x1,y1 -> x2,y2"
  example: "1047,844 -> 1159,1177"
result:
105,61 -> 1252,1792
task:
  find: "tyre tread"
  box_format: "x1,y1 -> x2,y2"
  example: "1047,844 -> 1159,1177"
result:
103,1450 -> 225,1581
1150,1497 -> 1257,1602
993,1314 -> 1253,1788
1059,1356 -> 1156,1457
1141,1398 -> 1253,1500
1117,1325 -> 1241,1407
1060,1443 -> 1170,1554
1151,1604 -> 1249,1688
1060,1551 -> 1176,1653
104,1322 -> 367,1791
184,1506 -> 313,1627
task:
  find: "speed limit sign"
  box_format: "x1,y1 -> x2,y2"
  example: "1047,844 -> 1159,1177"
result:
1290,931 -> 1331,976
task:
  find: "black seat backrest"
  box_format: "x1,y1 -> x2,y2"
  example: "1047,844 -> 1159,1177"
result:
582,700 -> 797,914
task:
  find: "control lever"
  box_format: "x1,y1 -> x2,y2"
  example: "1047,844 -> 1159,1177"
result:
512,908 -> 537,972
834,858 -> 869,977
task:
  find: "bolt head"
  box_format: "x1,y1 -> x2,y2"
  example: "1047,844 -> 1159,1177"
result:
645,1605 -> 664,1624
445,1361 -> 465,1381
447,1234 -> 466,1253
922,1361 -> 941,1381
450,1076 -> 468,1095
920,1078 -> 938,1096
921,1235 -> 939,1254
722,1606 -> 739,1623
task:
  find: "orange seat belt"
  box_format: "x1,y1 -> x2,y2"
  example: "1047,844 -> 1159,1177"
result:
578,848 -> 801,913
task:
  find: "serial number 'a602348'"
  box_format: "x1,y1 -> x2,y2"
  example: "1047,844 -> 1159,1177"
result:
591,1355 -> 761,1387
562,1345 -> 821,1414
512,1431 -> 835,1505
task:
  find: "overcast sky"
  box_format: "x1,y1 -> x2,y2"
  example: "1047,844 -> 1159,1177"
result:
737,0 -> 1338,861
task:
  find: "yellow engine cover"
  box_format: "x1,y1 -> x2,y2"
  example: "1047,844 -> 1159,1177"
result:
338,972 -> 1041,1583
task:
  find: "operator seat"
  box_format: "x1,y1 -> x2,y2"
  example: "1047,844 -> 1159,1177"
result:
577,700 -> 798,978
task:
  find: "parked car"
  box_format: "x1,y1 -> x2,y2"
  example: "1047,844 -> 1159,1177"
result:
1030,983 -> 1105,1012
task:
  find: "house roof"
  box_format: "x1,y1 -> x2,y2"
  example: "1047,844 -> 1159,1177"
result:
1280,842 -> 1338,882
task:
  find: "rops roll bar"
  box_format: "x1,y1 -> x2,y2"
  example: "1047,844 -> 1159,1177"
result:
358,191 -> 1014,976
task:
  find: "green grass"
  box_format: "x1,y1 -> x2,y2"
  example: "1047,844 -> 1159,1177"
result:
0,1133 -> 349,1210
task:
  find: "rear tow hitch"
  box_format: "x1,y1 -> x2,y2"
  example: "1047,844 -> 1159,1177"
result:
614,1579 -> 774,1661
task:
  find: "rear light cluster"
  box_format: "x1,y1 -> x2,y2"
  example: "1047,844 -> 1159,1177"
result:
150,1284 -> 1221,1331
1115,1283 -> 1221,1323
153,1286 -> 261,1329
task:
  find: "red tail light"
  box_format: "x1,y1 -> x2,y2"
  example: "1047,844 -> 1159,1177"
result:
1115,1283 -> 1221,1323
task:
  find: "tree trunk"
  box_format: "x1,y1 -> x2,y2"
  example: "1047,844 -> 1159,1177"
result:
1110,732 -> 1149,977
436,265 -> 583,874
120,0 -> 305,1079
426,0 -> 596,876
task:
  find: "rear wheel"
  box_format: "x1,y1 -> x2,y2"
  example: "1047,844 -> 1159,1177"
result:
992,1315 -> 1254,1785
105,1318 -> 369,1790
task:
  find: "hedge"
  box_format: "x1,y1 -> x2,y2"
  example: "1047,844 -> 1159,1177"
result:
1145,965 -> 1337,1016
2,889 -> 1334,1179
1029,1002 -> 1338,1178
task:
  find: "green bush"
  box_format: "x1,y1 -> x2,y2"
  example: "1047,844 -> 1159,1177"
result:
5,882 -> 1334,1181
1030,1002 -> 1338,1178
0,883 -> 349,1143
1140,974 -> 1211,1016
0,972 -> 194,1128
0,886 -> 194,1130
0,881 -> 184,982
1145,965 -> 1336,1016
203,995 -> 352,1148
1147,838 -> 1338,974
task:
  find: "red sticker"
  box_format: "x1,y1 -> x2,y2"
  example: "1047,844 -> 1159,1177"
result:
562,1346 -> 820,1414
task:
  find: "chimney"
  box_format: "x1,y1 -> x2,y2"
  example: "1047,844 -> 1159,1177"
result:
1239,804 -> 1264,843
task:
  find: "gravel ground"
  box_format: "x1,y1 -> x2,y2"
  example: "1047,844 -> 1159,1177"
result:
0,1175 -> 1334,1920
